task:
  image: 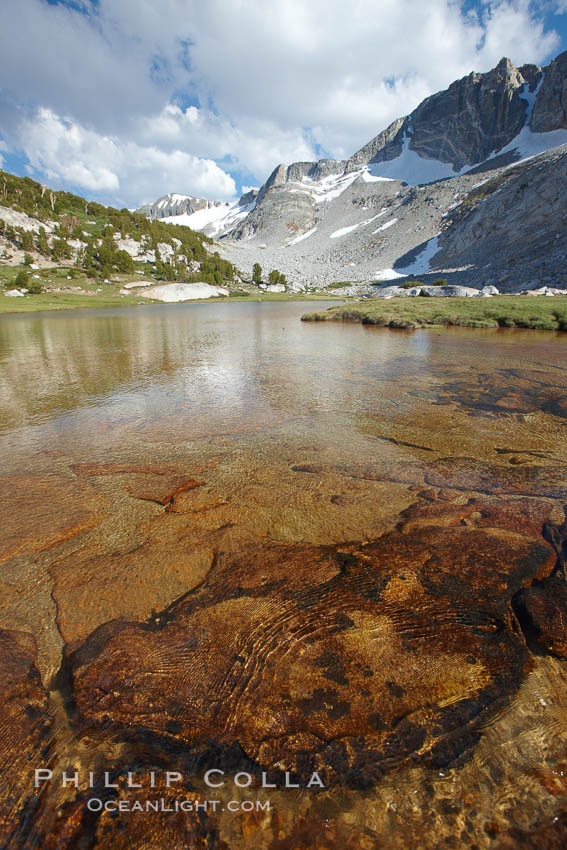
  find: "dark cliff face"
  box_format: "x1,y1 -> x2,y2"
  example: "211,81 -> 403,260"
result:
406,58 -> 535,170
255,159 -> 347,205
249,51 -> 567,218
350,57 -> 544,173
346,52 -> 567,174
530,50 -> 567,132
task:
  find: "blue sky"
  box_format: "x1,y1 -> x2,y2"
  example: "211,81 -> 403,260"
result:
0,0 -> 566,207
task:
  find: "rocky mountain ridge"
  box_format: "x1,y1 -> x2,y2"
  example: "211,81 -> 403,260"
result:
137,193 -> 223,220
138,50 -> 567,292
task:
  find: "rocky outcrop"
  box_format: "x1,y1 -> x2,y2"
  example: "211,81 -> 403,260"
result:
229,174 -> 318,242
373,284 -> 499,298
133,282 -> 229,302
346,57 -> 544,174
530,50 -> 567,132
434,144 -> 567,290
407,58 -> 535,169
345,116 -> 406,172
255,159 -> 347,205
236,188 -> 258,207
139,50 -> 567,292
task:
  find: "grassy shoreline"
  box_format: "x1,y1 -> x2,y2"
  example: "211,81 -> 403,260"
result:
0,289 -> 342,315
301,296 -> 567,332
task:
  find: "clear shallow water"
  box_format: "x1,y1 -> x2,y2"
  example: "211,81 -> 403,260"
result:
0,302 -> 566,849
1,300 -> 565,446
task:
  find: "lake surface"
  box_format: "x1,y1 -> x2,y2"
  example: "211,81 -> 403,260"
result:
0,302 -> 566,849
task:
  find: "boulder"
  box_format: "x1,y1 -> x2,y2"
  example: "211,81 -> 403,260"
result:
144,283 -> 229,302
374,285 -> 411,298
421,285 -> 482,297
122,280 -> 155,289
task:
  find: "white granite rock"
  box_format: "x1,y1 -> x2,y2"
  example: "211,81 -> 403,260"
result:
143,283 -> 229,302
421,285 -> 481,297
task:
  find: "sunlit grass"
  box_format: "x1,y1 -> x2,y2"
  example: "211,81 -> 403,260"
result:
302,296 -> 567,331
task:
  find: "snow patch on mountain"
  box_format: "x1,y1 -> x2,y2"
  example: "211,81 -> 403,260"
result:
397,235 -> 440,275
287,227 -> 317,245
361,170 -> 396,183
162,200 -> 255,237
489,124 -> 567,165
329,210 -> 389,239
303,171 -> 362,204
372,218 -> 398,234
374,268 -> 407,281
367,134 -> 468,185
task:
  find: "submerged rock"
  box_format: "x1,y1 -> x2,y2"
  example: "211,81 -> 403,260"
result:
66,498 -> 558,790
514,576 -> 567,658
0,630 -> 53,849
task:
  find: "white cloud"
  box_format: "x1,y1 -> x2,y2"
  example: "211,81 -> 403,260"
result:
19,108 -> 236,205
0,0 -> 563,204
138,104 -> 316,177
178,0 -> 560,157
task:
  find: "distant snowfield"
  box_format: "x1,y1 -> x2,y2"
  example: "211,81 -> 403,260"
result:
302,171 -> 361,204
162,200 -> 255,237
502,127 -> 567,161
367,134 -> 466,186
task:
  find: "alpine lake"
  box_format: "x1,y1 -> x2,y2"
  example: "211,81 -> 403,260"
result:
0,300 -> 566,850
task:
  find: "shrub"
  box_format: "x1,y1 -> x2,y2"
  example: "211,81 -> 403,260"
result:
27,278 -> 43,294
12,269 -> 30,289
433,278 -> 447,286
21,231 -> 34,252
